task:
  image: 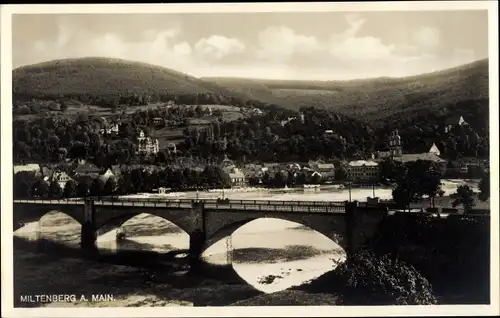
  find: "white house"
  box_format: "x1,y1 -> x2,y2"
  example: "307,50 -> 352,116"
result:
229,168 -> 246,187
348,160 -> 380,183
49,171 -> 74,189
429,143 -> 441,156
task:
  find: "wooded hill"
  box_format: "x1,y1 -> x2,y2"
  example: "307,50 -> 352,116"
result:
204,59 -> 489,126
13,57 -> 489,128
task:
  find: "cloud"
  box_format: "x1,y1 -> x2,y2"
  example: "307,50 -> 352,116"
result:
30,26 -> 197,72
256,26 -> 322,61
328,14 -> 396,61
194,35 -> 245,60
413,26 -> 440,51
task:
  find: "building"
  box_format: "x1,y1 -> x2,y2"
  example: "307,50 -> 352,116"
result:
393,153 -> 447,175
49,171 -> 74,189
348,160 -> 380,183
221,155 -> 237,174
315,163 -> 336,183
99,121 -> 120,135
13,164 -> 41,175
72,159 -> 102,179
429,143 -> 441,156
229,168 -> 246,187
136,130 -> 159,155
444,115 -> 468,133
372,130 -> 447,175
152,117 -> 165,126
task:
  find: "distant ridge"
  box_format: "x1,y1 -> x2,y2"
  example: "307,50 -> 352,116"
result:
12,57 -> 258,107
13,57 -> 489,124
202,59 -> 489,120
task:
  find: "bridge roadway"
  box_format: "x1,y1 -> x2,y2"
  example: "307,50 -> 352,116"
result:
13,197 -> 348,213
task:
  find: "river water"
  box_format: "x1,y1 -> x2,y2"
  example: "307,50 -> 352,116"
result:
13,179 -> 479,296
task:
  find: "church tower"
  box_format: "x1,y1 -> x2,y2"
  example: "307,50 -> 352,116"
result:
389,129 -> 402,157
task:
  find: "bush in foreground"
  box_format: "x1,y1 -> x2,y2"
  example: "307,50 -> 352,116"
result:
330,250 -> 437,305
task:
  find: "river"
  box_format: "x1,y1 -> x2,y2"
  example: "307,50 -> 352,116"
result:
13,179 -> 481,305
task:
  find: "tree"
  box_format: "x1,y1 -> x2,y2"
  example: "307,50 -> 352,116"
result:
451,185 -> 476,212
478,173 -> 490,202
60,100 -> 69,112
392,183 -> 413,211
75,179 -> 91,197
31,179 -> 49,198
104,177 -> 118,195
63,180 -> 77,198
49,181 -> 62,199
332,250 -> 437,305
273,171 -> 287,188
14,171 -> 37,198
248,175 -> 261,186
90,178 -> 105,197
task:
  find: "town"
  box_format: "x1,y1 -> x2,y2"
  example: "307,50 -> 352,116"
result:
13,101 -> 490,213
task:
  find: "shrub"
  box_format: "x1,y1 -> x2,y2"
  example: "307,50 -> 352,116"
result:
334,250 -> 437,305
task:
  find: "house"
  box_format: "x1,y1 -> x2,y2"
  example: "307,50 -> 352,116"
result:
98,167 -> 118,184
136,130 -> 160,155
152,117 -> 164,126
13,164 -> 41,175
49,170 -> 74,189
252,108 -> 263,116
393,153 -> 447,175
429,143 -> 441,156
323,130 -> 334,136
315,163 -> 336,183
444,115 -> 468,133
40,165 -> 55,182
348,160 -> 380,183
221,155 -> 237,173
72,159 -> 102,179
229,168 -> 246,187
100,121 -> 120,135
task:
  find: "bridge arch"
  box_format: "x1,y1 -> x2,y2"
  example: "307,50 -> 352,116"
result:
95,212 -> 191,239
202,214 -> 349,254
93,206 -> 200,237
13,204 -> 85,231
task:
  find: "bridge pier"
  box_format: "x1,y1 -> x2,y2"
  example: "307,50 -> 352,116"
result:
188,201 -> 206,274
81,221 -> 98,253
345,200 -> 359,259
80,198 -> 97,254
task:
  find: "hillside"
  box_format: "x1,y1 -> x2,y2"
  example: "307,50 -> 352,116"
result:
203,59 -> 489,122
13,57 -> 489,126
12,57 -> 259,108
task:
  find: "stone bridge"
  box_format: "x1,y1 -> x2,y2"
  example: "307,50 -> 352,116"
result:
13,198 -> 389,268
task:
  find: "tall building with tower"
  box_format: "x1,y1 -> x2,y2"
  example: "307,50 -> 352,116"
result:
372,129 -> 447,175
388,129 -> 402,158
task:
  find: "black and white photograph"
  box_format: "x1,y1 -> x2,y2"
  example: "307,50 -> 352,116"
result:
1,2 -> 499,316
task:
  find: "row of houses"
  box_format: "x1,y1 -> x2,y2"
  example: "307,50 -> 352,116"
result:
14,159 -> 122,190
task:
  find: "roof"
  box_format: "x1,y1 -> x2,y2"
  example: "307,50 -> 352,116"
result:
316,163 -> 335,170
393,153 -> 446,163
349,160 -> 379,167
429,143 -> 441,154
74,162 -> 102,174
229,170 -> 245,178
13,164 -> 41,174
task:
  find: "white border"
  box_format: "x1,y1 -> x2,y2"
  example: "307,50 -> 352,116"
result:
1,2 -> 499,317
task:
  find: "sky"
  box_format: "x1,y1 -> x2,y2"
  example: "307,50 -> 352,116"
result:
12,10 -> 489,80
